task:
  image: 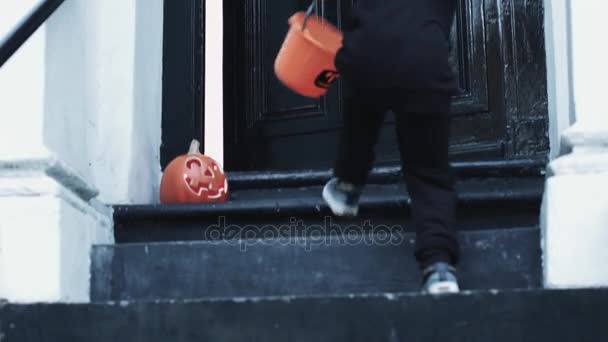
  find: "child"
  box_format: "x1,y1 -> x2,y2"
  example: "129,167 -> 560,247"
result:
322,0 -> 460,294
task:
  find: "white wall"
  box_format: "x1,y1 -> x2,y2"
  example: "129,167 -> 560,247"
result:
0,2 -> 47,159
0,0 -> 164,302
204,0 -> 224,166
0,0 -> 164,204
568,0 -> 608,129
43,0 -> 164,204
129,0 -> 164,202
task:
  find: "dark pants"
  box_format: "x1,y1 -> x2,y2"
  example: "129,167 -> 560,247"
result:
333,86 -> 460,269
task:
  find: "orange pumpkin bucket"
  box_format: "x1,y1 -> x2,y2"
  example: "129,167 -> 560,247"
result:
274,3 -> 343,98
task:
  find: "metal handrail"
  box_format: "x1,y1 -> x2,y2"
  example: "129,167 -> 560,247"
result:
0,0 -> 65,68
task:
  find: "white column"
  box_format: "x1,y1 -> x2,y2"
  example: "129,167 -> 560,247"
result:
542,0 -> 608,288
0,32 -> 114,302
0,1 -> 115,303
544,0 -> 573,157
1,0 -> 163,303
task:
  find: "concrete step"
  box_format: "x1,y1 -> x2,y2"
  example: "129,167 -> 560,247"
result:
91,227 -> 540,301
226,158 -> 547,190
114,177 -> 543,243
2,288 -> 607,341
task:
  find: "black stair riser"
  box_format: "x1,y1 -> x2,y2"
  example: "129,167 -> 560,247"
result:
92,228 -> 541,301
2,289 -> 607,342
115,212 -> 539,244
115,201 -> 539,243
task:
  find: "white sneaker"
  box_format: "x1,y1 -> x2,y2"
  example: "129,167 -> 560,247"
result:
421,262 -> 460,295
322,178 -> 362,217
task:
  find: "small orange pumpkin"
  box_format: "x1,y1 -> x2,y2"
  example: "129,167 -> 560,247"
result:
160,139 -> 229,203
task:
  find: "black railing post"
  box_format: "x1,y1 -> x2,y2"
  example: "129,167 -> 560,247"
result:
0,0 -> 65,68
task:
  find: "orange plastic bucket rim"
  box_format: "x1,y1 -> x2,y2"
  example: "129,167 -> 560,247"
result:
288,12 -> 343,56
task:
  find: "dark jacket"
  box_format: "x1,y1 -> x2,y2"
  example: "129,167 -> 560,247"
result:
336,0 -> 457,93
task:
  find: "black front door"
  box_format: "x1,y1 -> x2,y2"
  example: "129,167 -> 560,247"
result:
223,0 -> 548,171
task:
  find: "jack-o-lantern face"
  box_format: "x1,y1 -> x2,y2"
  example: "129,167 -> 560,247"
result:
160,140 -> 229,204
183,156 -> 228,200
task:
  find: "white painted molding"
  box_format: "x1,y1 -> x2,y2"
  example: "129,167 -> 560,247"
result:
562,122 -> 608,150
0,151 -> 99,201
0,175 -> 112,230
549,122 -> 608,176
548,152 -> 608,177
0,151 -> 112,303
542,172 -> 608,289
544,126 -> 608,287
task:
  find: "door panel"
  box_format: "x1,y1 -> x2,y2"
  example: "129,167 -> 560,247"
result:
223,0 -> 548,171
242,0 -> 343,134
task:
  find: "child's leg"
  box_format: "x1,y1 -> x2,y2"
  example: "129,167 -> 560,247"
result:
333,86 -> 388,186
394,112 -> 460,270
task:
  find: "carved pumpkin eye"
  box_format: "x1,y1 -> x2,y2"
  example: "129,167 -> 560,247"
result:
186,159 -> 201,169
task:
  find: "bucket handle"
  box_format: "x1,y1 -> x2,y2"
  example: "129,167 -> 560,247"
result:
302,1 -> 316,32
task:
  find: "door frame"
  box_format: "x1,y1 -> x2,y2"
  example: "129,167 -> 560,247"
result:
160,0 -> 205,169
222,0 -> 245,171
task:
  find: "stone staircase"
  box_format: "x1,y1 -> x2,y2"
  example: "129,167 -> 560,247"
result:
91,227 -> 540,301
1,289 -> 607,341
1,159 -> 607,341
